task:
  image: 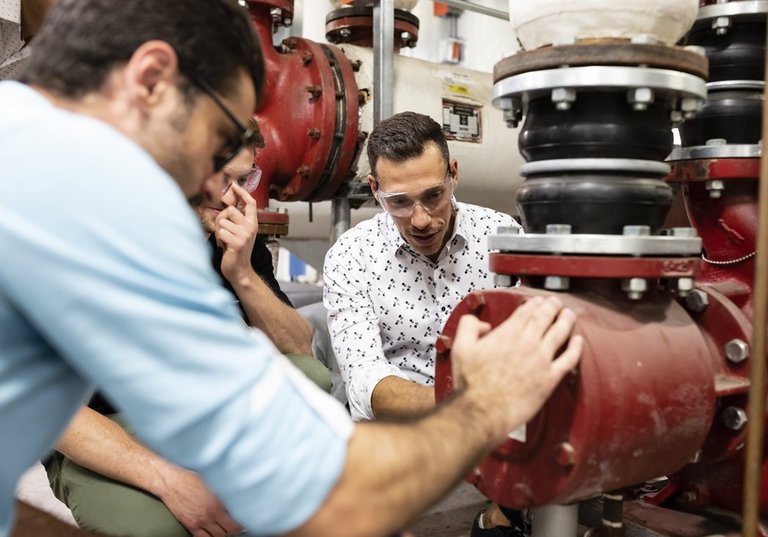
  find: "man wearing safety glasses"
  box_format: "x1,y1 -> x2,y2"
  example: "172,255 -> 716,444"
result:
324,111 -> 522,419
323,111 -> 528,535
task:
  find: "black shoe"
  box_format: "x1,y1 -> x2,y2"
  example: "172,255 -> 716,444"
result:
470,510 -> 529,537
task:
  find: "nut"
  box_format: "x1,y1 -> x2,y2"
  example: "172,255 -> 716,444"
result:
622,278 -> 647,300
544,276 -> 570,291
725,339 -> 749,364
705,180 -> 725,199
622,225 -> 651,236
546,224 -> 572,235
722,406 -> 747,430
551,87 -> 576,111
628,87 -> 654,111
685,289 -> 709,312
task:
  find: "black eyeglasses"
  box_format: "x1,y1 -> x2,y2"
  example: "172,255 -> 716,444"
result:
189,77 -> 262,172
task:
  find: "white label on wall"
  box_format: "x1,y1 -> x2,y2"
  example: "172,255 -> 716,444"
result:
442,100 -> 482,143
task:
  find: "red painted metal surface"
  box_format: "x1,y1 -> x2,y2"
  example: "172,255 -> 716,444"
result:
247,3 -> 362,202
682,180 -> 757,313
489,253 -> 700,279
668,158 -> 760,182
436,287 -> 716,509
325,14 -> 419,50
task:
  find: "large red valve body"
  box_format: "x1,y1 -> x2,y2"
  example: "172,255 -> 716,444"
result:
436,287 -> 717,509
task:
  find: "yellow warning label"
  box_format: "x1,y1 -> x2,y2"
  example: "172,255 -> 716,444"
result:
447,84 -> 470,96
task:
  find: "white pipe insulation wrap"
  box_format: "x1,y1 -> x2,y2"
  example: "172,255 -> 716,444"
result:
508,0 -> 699,50
329,0 -> 419,10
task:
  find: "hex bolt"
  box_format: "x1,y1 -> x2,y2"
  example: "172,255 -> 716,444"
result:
503,109 -> 519,129
546,224 -> 572,235
712,16 -> 731,35
284,17 -> 293,26
622,225 -> 651,236
705,180 -> 725,198
339,28 -> 351,38
670,227 -> 698,237
307,128 -> 321,140
722,406 -> 747,430
270,7 -> 281,21
706,138 -> 727,146
725,338 -> 749,364
545,276 -> 570,291
282,37 -> 297,50
622,278 -> 647,300
301,51 -> 313,65
306,85 -> 322,99
631,33 -> 657,45
494,274 -> 514,287
676,278 -> 694,297
628,87 -> 654,111
350,59 -> 363,72
685,289 -> 709,312
296,165 -> 310,179
681,490 -> 698,503
681,97 -> 702,119
551,87 -> 576,111
401,31 -> 412,42
554,442 -> 576,468
670,110 -> 684,125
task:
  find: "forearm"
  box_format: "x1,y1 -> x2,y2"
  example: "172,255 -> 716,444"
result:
12,500 -> 104,537
289,392 -> 500,537
371,376 -> 435,420
231,271 -> 313,355
55,407 -> 176,499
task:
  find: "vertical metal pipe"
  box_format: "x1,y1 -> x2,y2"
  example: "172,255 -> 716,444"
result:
373,0 -> 394,125
741,18 -> 768,537
601,492 -> 625,537
531,504 -> 579,537
331,197 -> 352,243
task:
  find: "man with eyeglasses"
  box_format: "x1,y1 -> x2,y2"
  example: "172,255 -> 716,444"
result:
41,127 -> 330,537
323,111 -> 530,535
0,2 -> 581,537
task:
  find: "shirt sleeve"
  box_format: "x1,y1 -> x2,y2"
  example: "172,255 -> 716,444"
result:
0,114 -> 352,535
323,234 -> 409,420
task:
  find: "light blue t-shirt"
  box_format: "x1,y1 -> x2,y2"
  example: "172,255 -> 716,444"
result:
0,81 -> 352,536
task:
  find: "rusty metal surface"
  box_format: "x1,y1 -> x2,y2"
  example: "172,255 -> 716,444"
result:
667,158 -> 761,182
436,287 -> 716,509
494,43 -> 709,84
325,8 -> 419,50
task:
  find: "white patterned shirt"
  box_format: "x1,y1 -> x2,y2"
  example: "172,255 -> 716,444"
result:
0,0 -> 29,81
323,200 -> 520,420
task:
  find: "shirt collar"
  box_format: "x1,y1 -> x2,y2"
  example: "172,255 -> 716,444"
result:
382,197 -> 468,259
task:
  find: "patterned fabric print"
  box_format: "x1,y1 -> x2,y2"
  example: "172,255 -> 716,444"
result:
324,201 -> 521,420
0,1 -> 27,81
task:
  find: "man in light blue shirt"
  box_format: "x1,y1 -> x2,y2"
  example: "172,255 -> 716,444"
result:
0,1 -> 582,536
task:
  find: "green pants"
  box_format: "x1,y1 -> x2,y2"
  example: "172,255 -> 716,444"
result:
47,353 -> 332,537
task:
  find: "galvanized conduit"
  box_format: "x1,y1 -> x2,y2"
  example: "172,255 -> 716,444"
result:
741,17 -> 768,537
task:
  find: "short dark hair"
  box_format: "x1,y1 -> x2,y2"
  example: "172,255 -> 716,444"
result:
367,112 -> 450,178
21,0 -> 264,104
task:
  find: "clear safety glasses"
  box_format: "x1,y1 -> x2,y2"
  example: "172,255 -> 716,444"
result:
375,170 -> 454,218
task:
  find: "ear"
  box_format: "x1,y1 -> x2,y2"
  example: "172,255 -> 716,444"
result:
449,159 -> 459,186
367,174 -> 378,196
123,40 -> 180,109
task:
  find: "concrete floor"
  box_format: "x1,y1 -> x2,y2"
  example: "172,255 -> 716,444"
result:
409,482 -> 489,537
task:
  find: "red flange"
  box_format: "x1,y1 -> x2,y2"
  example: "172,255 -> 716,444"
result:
668,158 -> 760,182
489,253 -> 700,279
